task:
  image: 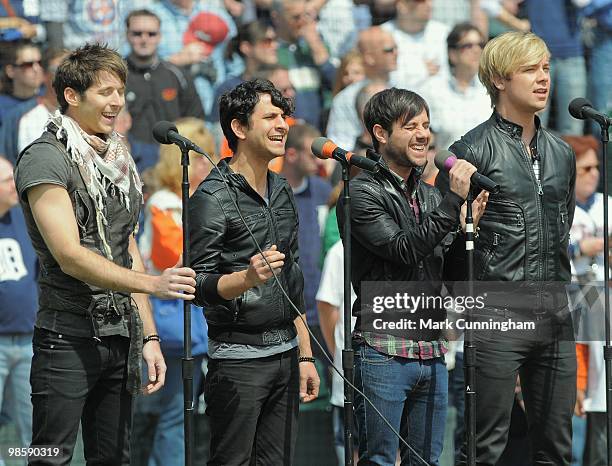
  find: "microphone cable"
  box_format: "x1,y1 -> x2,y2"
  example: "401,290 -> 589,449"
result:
193,149 -> 431,466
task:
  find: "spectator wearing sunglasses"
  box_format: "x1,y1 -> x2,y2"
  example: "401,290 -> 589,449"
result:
124,9 -> 204,172
418,22 -> 491,154
381,0 -> 450,90
0,40 -> 42,129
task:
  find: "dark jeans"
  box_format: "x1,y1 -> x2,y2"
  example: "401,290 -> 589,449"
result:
204,347 -> 299,466
458,315 -> 576,466
448,351 -> 465,465
29,328 -> 132,466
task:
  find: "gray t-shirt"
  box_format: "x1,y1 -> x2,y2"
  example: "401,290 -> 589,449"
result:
14,135 -> 138,337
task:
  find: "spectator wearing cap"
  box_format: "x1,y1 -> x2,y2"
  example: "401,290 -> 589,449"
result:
124,9 -> 204,172
271,0 -> 336,129
418,22 -> 491,153
39,0 -> 149,51
0,41 -> 43,129
381,0 -> 450,90
150,0 -> 237,119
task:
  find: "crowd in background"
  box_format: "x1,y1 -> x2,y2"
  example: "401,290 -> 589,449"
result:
0,0 -> 611,465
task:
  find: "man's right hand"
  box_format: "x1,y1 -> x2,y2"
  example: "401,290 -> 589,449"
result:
449,160 -> 478,200
579,237 -> 604,257
153,266 -> 196,300
245,245 -> 285,287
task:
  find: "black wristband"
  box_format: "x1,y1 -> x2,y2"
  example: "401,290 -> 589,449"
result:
143,334 -> 161,345
298,356 -> 315,363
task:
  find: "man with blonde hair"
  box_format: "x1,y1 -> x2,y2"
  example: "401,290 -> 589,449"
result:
437,31 -> 577,466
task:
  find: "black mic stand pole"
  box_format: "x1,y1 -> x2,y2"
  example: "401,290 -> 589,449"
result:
597,119 -> 612,466
341,161 -> 355,466
464,190 -> 476,466
179,144 -> 195,466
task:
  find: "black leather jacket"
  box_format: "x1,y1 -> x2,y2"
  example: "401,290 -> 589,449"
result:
188,159 -> 305,345
436,112 -> 576,289
337,155 -> 464,336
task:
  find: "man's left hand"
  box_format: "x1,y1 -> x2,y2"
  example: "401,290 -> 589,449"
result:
142,341 -> 167,395
299,361 -> 320,403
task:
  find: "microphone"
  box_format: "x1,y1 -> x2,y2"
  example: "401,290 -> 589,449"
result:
435,150 -> 500,194
311,137 -> 380,173
152,121 -> 203,152
569,98 -> 610,127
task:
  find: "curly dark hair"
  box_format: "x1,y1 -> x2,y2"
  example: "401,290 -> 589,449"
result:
219,78 -> 294,153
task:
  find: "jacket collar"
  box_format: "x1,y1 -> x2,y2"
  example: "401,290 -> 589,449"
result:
126,54 -> 160,73
369,150 -> 423,194
493,110 -> 542,139
212,158 -> 284,199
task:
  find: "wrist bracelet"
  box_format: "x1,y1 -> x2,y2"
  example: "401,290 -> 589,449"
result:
143,334 -> 161,345
298,356 -> 315,363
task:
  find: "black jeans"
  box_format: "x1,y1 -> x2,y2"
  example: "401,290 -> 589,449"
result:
204,347 -> 299,466
29,328 -> 132,466
458,314 -> 576,466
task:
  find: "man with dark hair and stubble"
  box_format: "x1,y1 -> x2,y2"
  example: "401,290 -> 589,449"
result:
189,78 -> 320,465
13,43 -> 196,465
338,87 -> 486,465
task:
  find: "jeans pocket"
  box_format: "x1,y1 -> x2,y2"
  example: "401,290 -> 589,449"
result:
359,345 -> 394,365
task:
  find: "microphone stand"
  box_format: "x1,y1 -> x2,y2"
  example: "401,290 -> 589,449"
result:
598,119 -> 612,466
464,191 -> 476,466
179,144 -> 195,466
341,161 -> 355,466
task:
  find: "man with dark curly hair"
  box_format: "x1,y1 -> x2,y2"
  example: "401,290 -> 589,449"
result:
189,78 -> 320,465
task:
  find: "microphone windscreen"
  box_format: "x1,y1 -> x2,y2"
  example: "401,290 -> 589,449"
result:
568,97 -> 592,120
152,121 -> 178,145
311,137 -> 336,160
434,150 -> 457,172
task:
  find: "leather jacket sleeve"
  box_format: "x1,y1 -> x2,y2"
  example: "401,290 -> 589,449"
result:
188,187 -> 234,309
348,179 -> 464,266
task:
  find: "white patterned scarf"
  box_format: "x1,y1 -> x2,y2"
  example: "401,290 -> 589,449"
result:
47,111 -> 143,259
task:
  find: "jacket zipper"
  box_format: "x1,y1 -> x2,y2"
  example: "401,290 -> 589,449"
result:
519,138 -> 545,307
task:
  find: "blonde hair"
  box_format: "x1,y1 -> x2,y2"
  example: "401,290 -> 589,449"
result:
478,31 -> 550,106
153,117 -> 217,194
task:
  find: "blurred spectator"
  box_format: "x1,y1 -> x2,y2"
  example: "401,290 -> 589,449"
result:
382,0 -> 449,90
280,123 -> 332,338
0,47 -> 67,164
0,156 -> 38,463
580,0 -> 612,136
222,0 -> 258,25
356,0 -> 396,25
326,26 -> 396,152
40,0 -> 148,51
331,49 -> 365,96
150,0 -> 237,119
316,240 -> 357,466
432,0 -> 487,34
0,40 -> 42,127
0,0 -> 44,42
318,0 -> 361,59
124,9 -> 205,172
210,19 -> 279,126
419,22 -> 491,152
134,117 -> 214,466
480,0 -> 531,34
524,0 -> 587,135
564,134 -> 609,466
271,0 -> 336,129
